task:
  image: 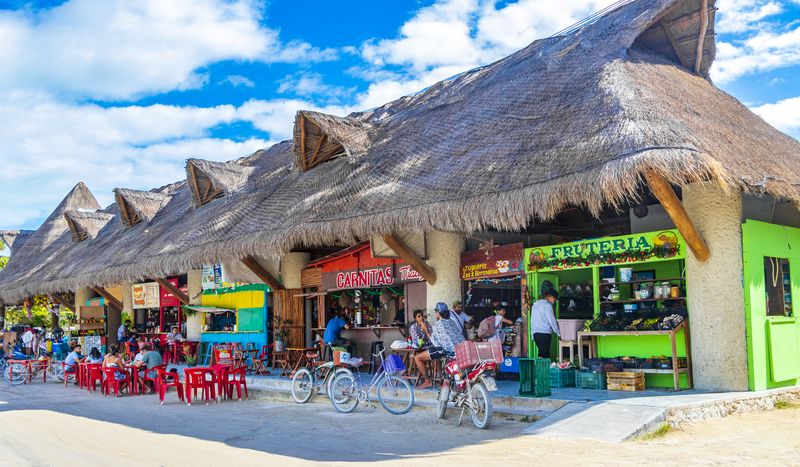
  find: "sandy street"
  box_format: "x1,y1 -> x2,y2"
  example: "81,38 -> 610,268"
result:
0,383 -> 798,466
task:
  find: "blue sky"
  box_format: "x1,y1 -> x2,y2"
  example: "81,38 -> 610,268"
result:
1,0 -> 799,237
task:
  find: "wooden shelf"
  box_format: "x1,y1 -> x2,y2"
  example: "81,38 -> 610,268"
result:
607,277 -> 685,285
601,298 -> 686,305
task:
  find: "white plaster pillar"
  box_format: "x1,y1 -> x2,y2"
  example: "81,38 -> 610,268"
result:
683,182 -> 749,391
186,269 -> 203,340
425,231 -> 465,319
281,252 -> 310,289
73,287 -> 92,319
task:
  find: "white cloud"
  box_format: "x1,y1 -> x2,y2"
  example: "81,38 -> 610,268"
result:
752,96 -> 800,135
221,75 -> 256,88
716,0 -> 784,34
277,72 -> 356,102
0,0 -> 332,100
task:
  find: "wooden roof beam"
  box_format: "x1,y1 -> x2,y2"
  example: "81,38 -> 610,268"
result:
694,0 -> 709,73
241,256 -> 283,291
299,114 -> 307,172
382,234 -> 437,285
645,170 -> 710,262
49,294 -> 72,310
154,278 -> 190,305
659,19 -> 692,69
92,287 -> 123,311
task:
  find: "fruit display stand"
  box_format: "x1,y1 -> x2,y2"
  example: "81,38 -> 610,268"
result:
577,320 -> 692,390
76,305 -> 107,337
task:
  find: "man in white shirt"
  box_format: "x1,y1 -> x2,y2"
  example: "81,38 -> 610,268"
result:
449,301 -> 472,338
21,329 -> 33,356
530,290 -> 560,359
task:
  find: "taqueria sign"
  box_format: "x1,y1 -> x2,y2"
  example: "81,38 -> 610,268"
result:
322,264 -> 424,291
525,230 -> 685,272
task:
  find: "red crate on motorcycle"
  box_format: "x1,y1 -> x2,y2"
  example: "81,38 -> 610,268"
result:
455,340 -> 503,368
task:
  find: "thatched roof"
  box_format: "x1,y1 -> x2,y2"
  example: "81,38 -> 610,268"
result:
114,188 -> 171,226
0,230 -> 33,254
186,158 -> 256,206
2,0 -> 800,303
64,210 -> 115,242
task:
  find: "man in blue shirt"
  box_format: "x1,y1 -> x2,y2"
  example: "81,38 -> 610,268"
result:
117,320 -> 131,343
64,345 -> 85,385
323,311 -> 351,347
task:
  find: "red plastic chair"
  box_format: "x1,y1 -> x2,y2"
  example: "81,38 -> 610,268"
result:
140,364 -> 164,394
225,366 -> 249,401
155,367 -> 184,405
184,368 -> 216,406
101,367 -> 130,397
85,363 -> 103,392
62,362 -> 78,388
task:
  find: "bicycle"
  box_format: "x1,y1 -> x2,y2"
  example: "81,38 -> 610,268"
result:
290,351 -> 354,404
328,348 -> 414,415
0,355 -> 29,386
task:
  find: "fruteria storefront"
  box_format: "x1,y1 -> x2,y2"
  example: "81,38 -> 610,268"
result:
192,283 -> 270,349
742,220 -> 800,391
525,229 -> 693,390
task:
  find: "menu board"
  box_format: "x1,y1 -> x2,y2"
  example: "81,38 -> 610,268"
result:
132,282 -> 160,309
213,345 -> 233,365
201,264 -> 223,290
461,243 -> 524,279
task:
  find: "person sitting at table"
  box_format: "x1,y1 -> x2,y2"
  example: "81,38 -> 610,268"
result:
85,347 -> 103,364
414,303 -> 465,389
409,309 -> 431,350
132,345 -> 146,364
166,327 -> 184,344
134,343 -> 163,394
323,310 -> 352,349
103,344 -> 128,391
117,320 -> 131,343
64,344 -> 85,384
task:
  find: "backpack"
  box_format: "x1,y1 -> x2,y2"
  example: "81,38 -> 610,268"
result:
477,316 -> 497,340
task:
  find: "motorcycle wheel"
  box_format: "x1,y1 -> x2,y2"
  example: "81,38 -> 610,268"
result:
469,382 -> 493,429
436,383 -> 450,419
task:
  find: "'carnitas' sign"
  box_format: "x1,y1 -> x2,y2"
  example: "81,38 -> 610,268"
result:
323,264 -> 424,291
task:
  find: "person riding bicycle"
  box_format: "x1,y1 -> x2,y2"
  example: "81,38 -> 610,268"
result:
413,303 -> 464,389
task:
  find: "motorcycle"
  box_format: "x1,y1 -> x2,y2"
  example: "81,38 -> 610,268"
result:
436,352 -> 497,429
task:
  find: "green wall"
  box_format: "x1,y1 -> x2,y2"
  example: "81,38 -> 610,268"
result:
742,220 -> 800,390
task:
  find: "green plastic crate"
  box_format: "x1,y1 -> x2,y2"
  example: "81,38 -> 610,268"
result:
519,358 -> 551,397
549,367 -> 576,388
575,370 -> 607,390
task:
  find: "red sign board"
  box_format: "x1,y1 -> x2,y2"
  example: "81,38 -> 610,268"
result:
460,243 -> 524,279
160,277 -> 187,307
213,346 -> 233,366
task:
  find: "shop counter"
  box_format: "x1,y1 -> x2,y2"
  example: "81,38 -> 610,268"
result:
577,320 -> 692,390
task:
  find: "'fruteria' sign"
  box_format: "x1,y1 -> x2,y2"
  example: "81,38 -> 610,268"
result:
524,230 -> 685,272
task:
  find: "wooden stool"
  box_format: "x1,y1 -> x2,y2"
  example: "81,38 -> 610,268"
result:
271,351 -> 291,378
368,341 -> 385,374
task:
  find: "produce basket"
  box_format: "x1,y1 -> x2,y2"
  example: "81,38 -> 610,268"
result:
575,370 -> 607,390
585,358 -> 604,373
636,358 -> 655,369
620,356 -> 637,369
601,358 -> 625,373
653,357 -> 687,370
549,367 -> 576,388
519,358 -> 551,397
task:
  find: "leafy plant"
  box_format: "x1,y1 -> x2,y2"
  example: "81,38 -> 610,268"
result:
639,424 -> 673,440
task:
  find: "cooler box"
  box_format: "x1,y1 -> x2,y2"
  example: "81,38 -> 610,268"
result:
499,357 -> 520,373
455,340 -> 503,368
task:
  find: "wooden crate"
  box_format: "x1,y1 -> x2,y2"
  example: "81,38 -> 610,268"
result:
607,371 -> 645,391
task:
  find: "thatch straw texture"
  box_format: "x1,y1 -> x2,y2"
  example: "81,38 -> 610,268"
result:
64,210 -> 115,242
114,188 -> 171,226
1,0 -> 799,303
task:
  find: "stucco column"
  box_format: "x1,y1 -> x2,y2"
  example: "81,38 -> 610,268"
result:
185,269 -> 203,340
281,252 -> 310,289
425,231 -> 465,318
683,182 -> 749,391
73,287 -> 92,319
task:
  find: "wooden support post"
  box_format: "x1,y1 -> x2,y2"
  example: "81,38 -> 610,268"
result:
49,294 -> 72,310
382,234 -> 437,285
154,279 -> 190,305
694,0 -> 709,74
645,170 -> 711,262
91,287 -> 123,311
241,256 -> 283,291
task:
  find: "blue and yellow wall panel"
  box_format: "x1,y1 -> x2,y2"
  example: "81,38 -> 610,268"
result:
200,284 -> 269,346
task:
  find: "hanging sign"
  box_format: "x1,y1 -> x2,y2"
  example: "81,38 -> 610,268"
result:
132,282 -> 160,309
213,346 -> 233,365
524,230 -> 685,272
461,243 -> 523,279
201,264 -> 223,290
322,264 -> 425,291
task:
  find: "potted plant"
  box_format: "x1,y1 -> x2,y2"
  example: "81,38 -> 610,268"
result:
272,315 -> 293,352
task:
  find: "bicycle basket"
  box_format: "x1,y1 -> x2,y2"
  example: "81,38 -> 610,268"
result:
384,354 -> 405,374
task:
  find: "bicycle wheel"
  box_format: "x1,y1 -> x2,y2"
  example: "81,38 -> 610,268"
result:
469,382 -> 493,429
377,375 -> 414,415
329,372 -> 359,413
324,367 -> 354,400
48,363 -> 65,382
291,368 -> 315,404
5,363 -> 28,386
